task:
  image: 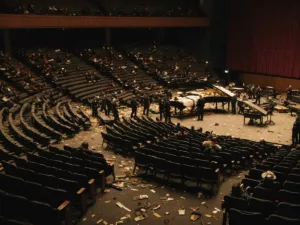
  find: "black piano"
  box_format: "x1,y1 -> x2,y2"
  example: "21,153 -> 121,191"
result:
242,101 -> 268,125
205,85 -> 235,110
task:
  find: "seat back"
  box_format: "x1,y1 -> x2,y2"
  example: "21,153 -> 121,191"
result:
283,181 -> 300,193
228,209 -> 265,225
277,202 -> 300,219
248,197 -> 276,216
277,189 -> 300,204
266,214 -> 300,225
223,195 -> 248,211
241,178 -> 260,189
253,186 -> 275,201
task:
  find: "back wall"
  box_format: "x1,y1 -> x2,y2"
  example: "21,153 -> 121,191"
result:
227,0 -> 300,79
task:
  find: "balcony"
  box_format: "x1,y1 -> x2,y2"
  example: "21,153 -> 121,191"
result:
0,14 -> 210,29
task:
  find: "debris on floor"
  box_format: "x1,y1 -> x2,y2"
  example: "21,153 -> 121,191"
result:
190,212 -> 202,222
178,208 -> 185,215
116,202 -> 131,212
153,212 -> 161,218
134,213 -> 148,222
133,195 -> 149,200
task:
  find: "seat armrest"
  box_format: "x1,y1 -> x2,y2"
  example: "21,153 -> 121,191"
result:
57,201 -> 72,225
57,200 -> 70,211
88,179 -> 95,185
77,187 -> 86,195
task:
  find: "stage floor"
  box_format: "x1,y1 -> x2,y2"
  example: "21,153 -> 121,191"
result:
56,101 -> 295,225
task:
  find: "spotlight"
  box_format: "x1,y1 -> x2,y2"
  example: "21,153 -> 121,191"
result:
224,70 -> 229,74
205,61 -> 208,64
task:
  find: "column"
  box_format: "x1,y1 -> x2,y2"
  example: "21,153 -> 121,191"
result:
105,28 -> 111,45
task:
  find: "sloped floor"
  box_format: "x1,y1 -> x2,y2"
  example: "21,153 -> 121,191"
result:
56,101 -> 295,225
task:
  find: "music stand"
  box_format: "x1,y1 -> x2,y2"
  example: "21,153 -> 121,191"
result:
266,109 -> 275,125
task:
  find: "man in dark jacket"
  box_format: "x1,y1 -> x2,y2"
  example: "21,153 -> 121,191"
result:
164,100 -> 171,123
111,102 -> 119,121
91,98 -> 98,117
231,95 -> 237,114
197,96 -> 205,121
295,115 -> 300,145
143,95 -> 151,116
255,86 -> 261,105
131,98 -> 138,118
158,97 -> 164,121
106,96 -> 112,116
100,96 -> 107,115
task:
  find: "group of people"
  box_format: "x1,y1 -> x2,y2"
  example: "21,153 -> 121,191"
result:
92,95 -> 119,121
244,84 -> 262,105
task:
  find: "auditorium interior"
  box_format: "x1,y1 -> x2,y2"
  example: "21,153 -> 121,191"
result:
0,0 -> 300,225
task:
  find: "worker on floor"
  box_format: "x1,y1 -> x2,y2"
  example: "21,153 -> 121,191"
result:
197,95 -> 205,121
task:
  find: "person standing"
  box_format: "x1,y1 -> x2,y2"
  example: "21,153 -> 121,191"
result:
286,85 -> 292,101
158,97 -> 164,121
295,115 -> 300,145
100,96 -> 107,115
106,96 -> 112,117
231,95 -> 237,114
164,100 -> 171,123
91,98 -> 98,117
292,123 -> 298,147
111,102 -> 119,121
131,98 -> 138,118
143,94 -> 151,116
196,96 -> 205,121
255,86 -> 261,105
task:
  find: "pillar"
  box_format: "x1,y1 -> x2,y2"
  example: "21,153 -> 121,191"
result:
3,30 -> 11,55
105,28 -> 111,45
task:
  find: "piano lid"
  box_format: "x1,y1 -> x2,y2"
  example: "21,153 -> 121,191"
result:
243,100 -> 268,116
213,85 -> 236,97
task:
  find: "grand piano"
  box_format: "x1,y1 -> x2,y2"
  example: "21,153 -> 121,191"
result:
242,100 -> 268,124
170,85 -> 235,112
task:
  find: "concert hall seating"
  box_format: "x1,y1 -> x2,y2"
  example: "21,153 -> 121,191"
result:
102,116 -> 278,192
78,47 -> 159,90
1,0 -> 103,15
0,143 -> 113,224
0,0 -> 205,17
124,44 -> 207,87
96,0 -> 204,17
222,148 -> 300,225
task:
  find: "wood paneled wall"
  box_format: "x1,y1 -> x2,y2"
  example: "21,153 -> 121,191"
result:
240,73 -> 300,91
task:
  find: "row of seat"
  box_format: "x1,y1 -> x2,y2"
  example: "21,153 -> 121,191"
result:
223,147 -> 300,225
0,172 -> 72,225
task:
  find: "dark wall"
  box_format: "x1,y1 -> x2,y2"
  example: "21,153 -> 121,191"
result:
227,0 -> 300,79
209,0 -> 228,69
9,28 -> 105,49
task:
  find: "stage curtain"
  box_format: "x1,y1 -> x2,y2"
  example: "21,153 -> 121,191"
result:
227,0 -> 300,79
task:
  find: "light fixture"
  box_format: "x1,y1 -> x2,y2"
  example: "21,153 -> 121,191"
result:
205,61 -> 208,64
224,70 -> 229,74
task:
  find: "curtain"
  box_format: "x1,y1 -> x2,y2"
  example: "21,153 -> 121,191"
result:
227,0 -> 300,79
